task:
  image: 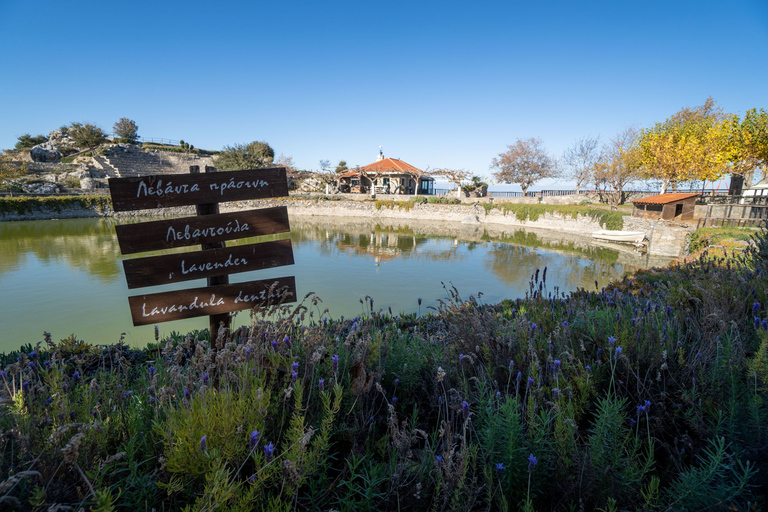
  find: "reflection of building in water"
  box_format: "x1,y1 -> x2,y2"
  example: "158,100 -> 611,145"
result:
336,231 -> 421,262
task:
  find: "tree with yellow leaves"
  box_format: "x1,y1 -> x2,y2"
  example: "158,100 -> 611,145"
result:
637,98 -> 732,193
725,108 -> 768,192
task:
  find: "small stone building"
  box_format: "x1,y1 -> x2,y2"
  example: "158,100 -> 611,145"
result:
631,193 -> 699,221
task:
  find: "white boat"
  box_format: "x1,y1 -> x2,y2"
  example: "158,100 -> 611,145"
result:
591,230 -> 646,243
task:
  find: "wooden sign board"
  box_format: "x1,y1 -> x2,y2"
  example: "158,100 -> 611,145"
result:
109,167 -> 289,211
123,239 -> 294,289
128,276 -> 296,326
115,207 -> 290,254
109,166 -> 297,339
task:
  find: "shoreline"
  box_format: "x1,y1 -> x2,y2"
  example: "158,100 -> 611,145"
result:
0,196 -> 694,257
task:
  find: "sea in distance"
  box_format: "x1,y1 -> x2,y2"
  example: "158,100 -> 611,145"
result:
0,215 -> 673,352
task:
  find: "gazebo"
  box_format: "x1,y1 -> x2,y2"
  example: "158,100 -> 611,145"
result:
337,151 -> 434,195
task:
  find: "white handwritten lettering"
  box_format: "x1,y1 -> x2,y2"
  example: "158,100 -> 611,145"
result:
180,254 -> 248,275
141,293 -> 226,317
165,220 -> 249,242
136,179 -> 200,198
209,178 -> 270,196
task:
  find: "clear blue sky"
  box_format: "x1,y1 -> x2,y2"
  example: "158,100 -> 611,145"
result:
1,0 -> 767,188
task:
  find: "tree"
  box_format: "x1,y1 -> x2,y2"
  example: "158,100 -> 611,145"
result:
490,138 -> 557,195
637,98 -> 730,193
214,141 -> 275,171
726,107 -> 768,190
68,123 -> 108,149
15,134 -> 48,150
0,151 -> 27,196
431,168 -> 470,199
113,118 -> 139,144
592,126 -> 641,207
275,154 -> 297,173
335,160 -> 349,173
562,136 -> 601,193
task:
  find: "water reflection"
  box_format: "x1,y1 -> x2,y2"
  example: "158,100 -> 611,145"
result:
0,215 -> 672,350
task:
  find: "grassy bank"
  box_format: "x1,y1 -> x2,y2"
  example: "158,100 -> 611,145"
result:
0,196 -> 112,216
2,228 -> 767,510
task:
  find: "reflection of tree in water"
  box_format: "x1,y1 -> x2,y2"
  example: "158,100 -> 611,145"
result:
486,244 -> 631,291
0,218 -> 123,281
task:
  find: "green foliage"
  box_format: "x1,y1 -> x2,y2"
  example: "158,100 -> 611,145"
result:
68,122 -> 108,149
113,117 -> 139,144
689,226 -> 755,253
426,196 -> 462,204
0,195 -> 111,216
482,203 -> 624,230
215,141 -> 275,171
15,133 -> 48,149
0,151 -> 27,196
3,228 -> 768,509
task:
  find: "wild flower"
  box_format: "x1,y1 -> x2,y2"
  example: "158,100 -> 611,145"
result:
608,336 -> 617,345
149,365 -> 156,376
183,387 -> 190,400
332,354 -> 339,373
283,335 -> 291,347
617,311 -> 621,320
562,320 -> 568,327
291,371 -> 298,382
436,455 -> 442,463
28,351 -> 37,358
597,348 -> 602,357
509,359 -> 514,371
319,379 -> 325,391
586,365 -> 591,373
45,397 -> 52,405
495,462 -> 506,471
516,371 -> 522,382
394,378 -> 399,386
754,302 -> 761,315
528,377 -> 534,387
392,397 -> 397,405
72,371 -> 80,381
461,400 -> 470,416
264,442 -> 275,461
528,453 -> 538,469
615,347 -> 622,358
292,361 -> 299,372
552,388 -> 559,398
763,320 -> 768,331
203,373 -> 209,385
199,435 -> 207,452
553,360 -> 561,371
249,430 -> 260,449
271,339 -> 278,350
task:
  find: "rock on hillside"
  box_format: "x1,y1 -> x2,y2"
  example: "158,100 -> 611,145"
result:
30,142 -> 62,163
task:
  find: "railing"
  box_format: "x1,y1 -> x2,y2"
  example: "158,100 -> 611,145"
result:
139,137 -> 180,146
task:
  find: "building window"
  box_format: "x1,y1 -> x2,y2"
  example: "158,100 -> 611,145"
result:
351,178 -> 360,187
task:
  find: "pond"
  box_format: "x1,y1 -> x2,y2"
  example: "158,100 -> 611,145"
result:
0,215 -> 672,351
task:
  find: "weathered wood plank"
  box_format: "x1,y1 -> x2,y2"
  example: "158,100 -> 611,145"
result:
127,276 -> 297,326
115,207 -> 291,254
108,167 -> 288,211
123,239 -> 294,289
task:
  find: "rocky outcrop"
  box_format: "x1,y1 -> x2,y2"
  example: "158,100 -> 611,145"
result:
47,130 -> 78,154
30,142 -> 62,163
22,182 -> 60,194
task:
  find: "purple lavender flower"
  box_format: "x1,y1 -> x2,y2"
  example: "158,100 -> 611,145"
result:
45,397 -> 53,405
271,339 -> 278,350
245,346 -> 251,356
292,361 -> 299,372
394,378 -> 399,386
203,373 -> 209,385
461,400 -> 470,416
617,311 -> 621,320
509,360 -> 514,371
531,323 -> 538,333
249,430 -> 260,449
459,353 -> 465,361
72,371 -> 80,381
149,365 -> 156,376
283,335 -> 291,347
615,346 -> 622,358
597,348 -> 602,357
608,336 -> 616,345
527,376 -> 534,387
436,455 -> 442,463
528,453 -> 538,469
553,360 -> 561,371
264,442 -> 275,461
562,320 -> 568,328
318,379 -> 325,391
392,397 -> 397,405
332,354 -> 339,373
516,371 -> 522,382
199,435 -> 207,451
28,351 -> 37,358
763,320 -> 768,331
495,462 -> 506,471
585,365 -> 591,373
552,388 -> 559,398
291,371 -> 298,383
756,317 -> 762,329
183,387 -> 190,400
149,396 -> 156,406
754,302 -> 761,315
323,317 -> 328,326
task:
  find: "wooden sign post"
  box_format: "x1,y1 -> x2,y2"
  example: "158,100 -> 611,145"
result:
108,165 -> 297,348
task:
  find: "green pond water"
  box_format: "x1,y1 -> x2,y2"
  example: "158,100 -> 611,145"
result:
0,215 -> 672,352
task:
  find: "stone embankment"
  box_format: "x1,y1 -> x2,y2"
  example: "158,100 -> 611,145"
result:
0,197 -> 693,257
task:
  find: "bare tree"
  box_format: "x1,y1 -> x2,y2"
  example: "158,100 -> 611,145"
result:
490,138 -> 557,195
592,127 -> 641,208
562,136 -> 601,194
430,168 -> 470,199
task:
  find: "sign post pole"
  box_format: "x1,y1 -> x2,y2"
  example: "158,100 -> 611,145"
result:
190,165 -> 231,343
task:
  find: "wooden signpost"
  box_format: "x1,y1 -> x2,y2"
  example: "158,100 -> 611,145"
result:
109,165 -> 296,346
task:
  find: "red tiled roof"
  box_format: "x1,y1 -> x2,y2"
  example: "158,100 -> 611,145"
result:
360,158 -> 424,175
632,193 -> 700,205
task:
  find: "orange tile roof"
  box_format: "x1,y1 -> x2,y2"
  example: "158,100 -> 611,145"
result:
632,193 -> 700,205
360,158 -> 424,175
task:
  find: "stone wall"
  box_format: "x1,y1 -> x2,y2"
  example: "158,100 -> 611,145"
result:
1,197 -> 691,257
90,145 -> 216,178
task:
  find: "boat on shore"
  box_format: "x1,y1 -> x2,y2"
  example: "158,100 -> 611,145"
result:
591,230 -> 646,243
